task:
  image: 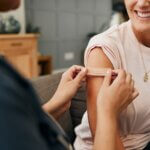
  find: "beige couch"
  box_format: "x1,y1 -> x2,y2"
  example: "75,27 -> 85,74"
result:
31,72 -> 86,143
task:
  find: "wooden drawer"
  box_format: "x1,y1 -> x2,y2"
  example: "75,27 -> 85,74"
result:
0,34 -> 38,78
0,39 -> 33,51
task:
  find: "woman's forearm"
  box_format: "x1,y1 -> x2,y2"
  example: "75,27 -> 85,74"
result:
94,110 -> 118,150
94,109 -> 125,150
42,96 -> 67,119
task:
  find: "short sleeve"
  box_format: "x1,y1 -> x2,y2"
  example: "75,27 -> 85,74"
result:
84,33 -> 122,69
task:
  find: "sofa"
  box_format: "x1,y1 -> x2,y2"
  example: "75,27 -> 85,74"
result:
31,72 -> 87,143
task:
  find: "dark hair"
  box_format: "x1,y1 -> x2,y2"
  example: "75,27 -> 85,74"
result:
113,2 -> 127,15
112,2 -> 129,20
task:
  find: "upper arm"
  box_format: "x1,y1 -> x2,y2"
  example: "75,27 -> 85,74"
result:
86,47 -> 114,137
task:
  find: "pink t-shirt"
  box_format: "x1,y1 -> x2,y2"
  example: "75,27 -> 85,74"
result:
74,20 -> 150,150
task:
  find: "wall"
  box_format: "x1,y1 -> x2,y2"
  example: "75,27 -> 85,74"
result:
0,0 -> 26,33
25,0 -> 112,69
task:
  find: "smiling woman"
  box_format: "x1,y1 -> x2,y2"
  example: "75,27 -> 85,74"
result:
0,0 -> 142,150
74,0 -> 150,150
0,0 -> 20,12
125,0 -> 150,47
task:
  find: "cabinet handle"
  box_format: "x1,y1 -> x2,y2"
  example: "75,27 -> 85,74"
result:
11,42 -> 23,47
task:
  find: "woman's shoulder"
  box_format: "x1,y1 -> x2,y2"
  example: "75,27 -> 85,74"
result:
89,21 -> 130,46
85,21 -> 131,69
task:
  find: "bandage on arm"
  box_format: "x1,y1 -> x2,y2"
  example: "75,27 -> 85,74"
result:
87,67 -> 117,79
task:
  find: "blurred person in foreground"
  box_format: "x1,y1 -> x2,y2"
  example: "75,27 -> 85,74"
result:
0,0 -> 138,150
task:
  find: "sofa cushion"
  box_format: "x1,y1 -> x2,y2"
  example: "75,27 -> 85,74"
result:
31,74 -> 61,105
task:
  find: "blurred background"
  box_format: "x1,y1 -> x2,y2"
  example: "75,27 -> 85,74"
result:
0,0 -> 128,78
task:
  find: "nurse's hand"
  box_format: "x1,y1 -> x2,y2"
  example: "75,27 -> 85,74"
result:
43,65 -> 87,119
97,69 -> 139,117
54,65 -> 87,107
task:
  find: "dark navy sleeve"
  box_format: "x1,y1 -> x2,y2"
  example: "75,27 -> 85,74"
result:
0,57 -> 71,150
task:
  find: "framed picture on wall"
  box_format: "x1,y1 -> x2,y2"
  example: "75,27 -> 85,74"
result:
0,0 -> 25,34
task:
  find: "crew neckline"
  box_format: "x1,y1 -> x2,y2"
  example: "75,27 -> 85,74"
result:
128,20 -> 150,52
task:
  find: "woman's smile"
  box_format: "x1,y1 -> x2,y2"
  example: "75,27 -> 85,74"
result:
134,10 -> 150,20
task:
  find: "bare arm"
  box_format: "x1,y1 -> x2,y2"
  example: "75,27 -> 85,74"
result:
42,95 -> 70,119
94,109 -> 118,150
93,69 -> 139,150
87,47 -> 114,136
87,48 -> 124,150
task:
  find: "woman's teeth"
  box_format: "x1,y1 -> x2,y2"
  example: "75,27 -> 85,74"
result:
137,11 -> 150,18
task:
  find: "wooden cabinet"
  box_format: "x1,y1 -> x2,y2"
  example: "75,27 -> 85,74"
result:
0,34 -> 38,79
38,55 -> 52,75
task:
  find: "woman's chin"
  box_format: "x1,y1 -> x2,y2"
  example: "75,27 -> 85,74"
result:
130,11 -> 150,32
132,20 -> 150,33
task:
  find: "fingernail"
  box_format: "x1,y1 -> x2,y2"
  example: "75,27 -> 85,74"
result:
106,69 -> 111,74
